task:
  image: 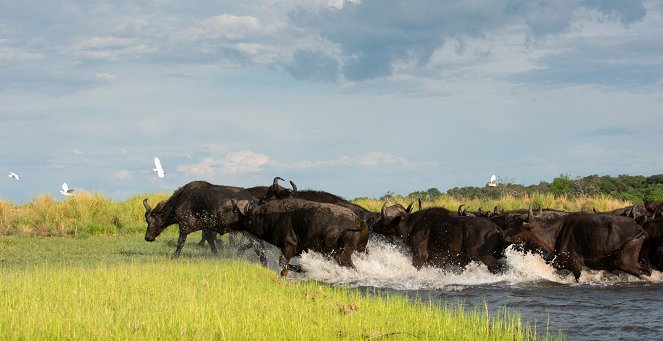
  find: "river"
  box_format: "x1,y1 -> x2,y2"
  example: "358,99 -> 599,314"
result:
286,237 -> 663,340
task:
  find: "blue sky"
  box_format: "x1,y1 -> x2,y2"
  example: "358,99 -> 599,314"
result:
1,0 -> 662,203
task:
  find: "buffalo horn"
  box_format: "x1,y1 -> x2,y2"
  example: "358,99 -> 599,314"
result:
143,198 -> 151,212
458,204 -> 464,215
418,198 -> 422,211
405,202 -> 414,213
289,180 -> 297,192
381,202 -> 389,222
273,176 -> 284,187
528,205 -> 533,221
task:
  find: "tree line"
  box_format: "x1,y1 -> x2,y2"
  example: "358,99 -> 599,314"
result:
399,174 -> 663,203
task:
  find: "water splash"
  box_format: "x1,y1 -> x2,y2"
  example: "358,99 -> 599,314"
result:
297,237 -> 663,290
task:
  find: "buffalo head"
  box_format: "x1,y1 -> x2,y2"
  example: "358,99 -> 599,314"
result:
373,202 -> 414,239
501,206 -> 555,256
143,198 -> 168,242
259,177 -> 297,203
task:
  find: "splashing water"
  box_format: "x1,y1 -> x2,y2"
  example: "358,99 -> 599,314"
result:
297,237 -> 663,290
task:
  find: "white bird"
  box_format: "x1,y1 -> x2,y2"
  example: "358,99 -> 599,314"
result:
488,174 -> 497,187
60,182 -> 75,196
153,157 -> 165,178
8,171 -> 20,180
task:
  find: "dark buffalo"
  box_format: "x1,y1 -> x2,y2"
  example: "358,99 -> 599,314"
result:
502,210 -> 651,280
640,217 -> 663,271
233,198 -> 369,276
258,177 -> 379,226
596,205 -> 652,225
143,180 -> 257,257
374,203 -> 506,273
645,200 -> 663,219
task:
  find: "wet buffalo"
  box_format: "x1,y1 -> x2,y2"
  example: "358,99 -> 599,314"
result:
502,209 -> 651,280
143,181 -> 257,257
645,200 -> 663,219
233,198 -> 369,276
374,203 -> 506,273
640,217 -> 663,271
257,177 -> 379,226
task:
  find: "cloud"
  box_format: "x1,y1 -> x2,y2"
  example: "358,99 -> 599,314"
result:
69,36 -> 156,61
95,72 -> 117,81
194,14 -> 267,40
582,127 -> 634,137
177,150 -> 269,177
289,0 -> 649,81
113,170 -> 134,180
285,50 -> 339,81
0,46 -> 42,62
293,152 -> 438,169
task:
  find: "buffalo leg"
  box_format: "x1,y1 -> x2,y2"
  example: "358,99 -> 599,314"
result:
618,235 -> 652,277
205,229 -> 219,255
334,230 -> 359,268
198,230 -> 207,246
173,231 -> 188,257
279,244 -> 296,277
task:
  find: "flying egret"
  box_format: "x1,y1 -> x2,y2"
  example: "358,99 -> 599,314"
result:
60,182 -> 75,196
488,174 -> 497,187
153,157 -> 165,178
8,171 -> 20,180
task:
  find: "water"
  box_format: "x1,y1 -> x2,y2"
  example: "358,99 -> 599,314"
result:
286,237 -> 663,340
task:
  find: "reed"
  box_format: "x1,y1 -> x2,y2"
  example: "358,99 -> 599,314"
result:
0,235 -> 557,340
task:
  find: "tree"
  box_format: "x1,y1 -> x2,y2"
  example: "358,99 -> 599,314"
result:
549,174 -> 572,197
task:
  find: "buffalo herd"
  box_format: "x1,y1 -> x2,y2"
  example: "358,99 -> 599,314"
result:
143,177 -> 663,281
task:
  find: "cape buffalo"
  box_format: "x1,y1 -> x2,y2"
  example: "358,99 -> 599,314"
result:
143,181 -> 257,257
233,198 -> 369,276
640,217 -> 663,271
645,200 -> 663,219
258,177 -> 379,226
502,209 -> 651,280
374,203 -> 506,273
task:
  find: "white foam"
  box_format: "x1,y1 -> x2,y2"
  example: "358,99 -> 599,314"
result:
297,238 -> 663,290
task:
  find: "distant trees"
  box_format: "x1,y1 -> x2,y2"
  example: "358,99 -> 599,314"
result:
441,174 -> 663,202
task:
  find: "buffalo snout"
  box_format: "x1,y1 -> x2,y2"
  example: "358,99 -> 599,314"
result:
145,235 -> 155,242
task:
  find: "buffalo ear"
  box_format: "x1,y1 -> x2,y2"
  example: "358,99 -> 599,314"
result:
154,201 -> 165,212
233,199 -> 251,216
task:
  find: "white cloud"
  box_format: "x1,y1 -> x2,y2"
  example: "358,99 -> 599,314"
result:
95,72 -> 117,81
113,170 -> 134,180
0,46 -> 42,61
293,152 -> 438,169
177,150 -> 269,177
69,36 -> 156,61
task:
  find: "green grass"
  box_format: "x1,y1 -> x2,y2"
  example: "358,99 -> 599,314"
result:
0,235 -> 558,340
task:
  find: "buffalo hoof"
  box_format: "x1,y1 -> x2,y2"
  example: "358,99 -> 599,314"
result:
287,264 -> 303,273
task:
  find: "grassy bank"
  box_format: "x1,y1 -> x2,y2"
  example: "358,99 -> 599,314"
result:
0,192 -> 630,237
0,235 -> 556,340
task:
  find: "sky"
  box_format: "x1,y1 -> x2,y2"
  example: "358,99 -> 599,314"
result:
1,0 -> 662,203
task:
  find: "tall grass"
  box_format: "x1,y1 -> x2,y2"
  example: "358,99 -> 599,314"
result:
0,235 -> 555,340
353,193 -> 631,214
0,191 -> 631,237
0,192 -> 169,236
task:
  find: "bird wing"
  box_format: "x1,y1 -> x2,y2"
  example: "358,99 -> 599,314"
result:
490,175 -> 496,182
154,157 -> 165,177
62,182 -> 69,191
